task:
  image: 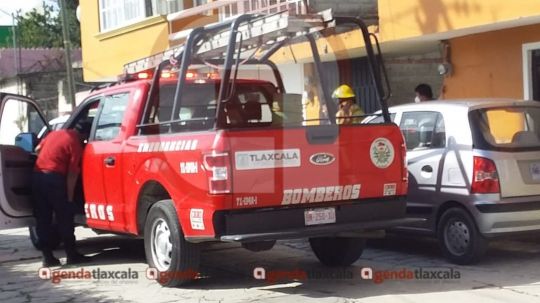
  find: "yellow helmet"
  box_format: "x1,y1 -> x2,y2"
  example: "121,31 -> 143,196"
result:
332,84 -> 355,99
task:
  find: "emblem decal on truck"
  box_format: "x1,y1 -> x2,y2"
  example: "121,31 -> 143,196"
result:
235,149 -> 301,170
180,162 -> 198,174
370,138 -> 394,169
190,209 -> 204,230
383,183 -> 397,196
282,184 -> 361,205
309,153 -> 335,166
137,139 -> 198,153
236,196 -> 258,207
84,203 -> 114,221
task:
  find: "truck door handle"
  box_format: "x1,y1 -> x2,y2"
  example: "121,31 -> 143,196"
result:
104,156 -> 116,167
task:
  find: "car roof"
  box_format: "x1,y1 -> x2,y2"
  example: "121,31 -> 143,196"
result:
389,99 -> 540,112
49,115 -> 70,124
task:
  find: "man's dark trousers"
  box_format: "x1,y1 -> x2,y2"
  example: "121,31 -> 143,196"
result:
32,171 -> 76,254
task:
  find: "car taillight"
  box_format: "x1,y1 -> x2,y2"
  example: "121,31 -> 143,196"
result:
471,156 -> 500,194
203,152 -> 231,194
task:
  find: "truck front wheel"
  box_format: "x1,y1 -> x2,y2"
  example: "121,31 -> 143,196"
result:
144,200 -> 200,287
309,237 -> 366,266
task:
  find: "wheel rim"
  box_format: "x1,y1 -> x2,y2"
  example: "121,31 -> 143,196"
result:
151,218 -> 173,271
444,219 -> 471,256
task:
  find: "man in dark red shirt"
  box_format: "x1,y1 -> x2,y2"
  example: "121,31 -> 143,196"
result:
33,122 -> 91,266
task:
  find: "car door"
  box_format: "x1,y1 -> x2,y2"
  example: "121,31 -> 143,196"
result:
0,93 -> 49,229
82,91 -> 131,232
398,111 -> 446,227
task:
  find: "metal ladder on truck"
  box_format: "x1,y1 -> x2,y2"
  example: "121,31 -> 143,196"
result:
125,9 -> 392,130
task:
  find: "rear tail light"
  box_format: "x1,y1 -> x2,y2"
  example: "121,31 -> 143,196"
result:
203,152 -> 231,194
471,156 -> 500,194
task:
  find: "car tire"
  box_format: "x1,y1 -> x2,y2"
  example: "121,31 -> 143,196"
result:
309,237 -> 366,266
144,199 -> 200,287
437,207 -> 488,265
29,225 -> 61,251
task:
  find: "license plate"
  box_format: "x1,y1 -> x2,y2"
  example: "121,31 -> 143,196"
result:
531,162 -> 540,181
304,207 -> 336,226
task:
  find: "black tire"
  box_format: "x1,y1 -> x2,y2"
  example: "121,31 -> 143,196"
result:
29,225 -> 61,251
437,207 -> 488,265
309,237 -> 366,266
144,200 -> 200,287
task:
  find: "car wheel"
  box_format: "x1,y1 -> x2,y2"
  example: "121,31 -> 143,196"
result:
28,225 -> 61,251
144,200 -> 200,287
309,237 -> 366,266
437,207 -> 488,265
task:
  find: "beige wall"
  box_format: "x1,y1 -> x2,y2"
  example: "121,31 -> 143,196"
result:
379,0 -> 540,42
443,24 -> 540,99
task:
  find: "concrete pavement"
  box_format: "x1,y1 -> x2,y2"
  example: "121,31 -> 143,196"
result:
1,227 -> 540,302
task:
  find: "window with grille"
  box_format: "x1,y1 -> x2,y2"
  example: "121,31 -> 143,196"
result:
99,0 -> 153,32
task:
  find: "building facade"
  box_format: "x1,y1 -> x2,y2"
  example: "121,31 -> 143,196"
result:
79,0 -> 540,102
379,0 -> 540,101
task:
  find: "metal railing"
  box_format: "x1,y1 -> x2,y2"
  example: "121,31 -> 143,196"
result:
218,0 -> 308,20
167,0 -> 308,24
123,1 -> 312,74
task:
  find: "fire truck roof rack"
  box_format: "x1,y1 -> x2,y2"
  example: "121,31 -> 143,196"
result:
123,9 -> 334,74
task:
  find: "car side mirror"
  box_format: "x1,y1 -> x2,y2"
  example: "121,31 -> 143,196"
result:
15,132 -> 38,153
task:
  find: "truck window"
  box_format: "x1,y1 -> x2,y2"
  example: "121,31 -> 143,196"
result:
0,98 -> 46,146
93,93 -> 130,141
141,82 -> 275,133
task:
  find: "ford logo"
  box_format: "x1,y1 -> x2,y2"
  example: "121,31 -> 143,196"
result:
309,153 -> 335,165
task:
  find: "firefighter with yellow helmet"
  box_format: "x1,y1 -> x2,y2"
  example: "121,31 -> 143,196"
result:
333,84 -> 364,125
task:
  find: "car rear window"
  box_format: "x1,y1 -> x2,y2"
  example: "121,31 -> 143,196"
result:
470,106 -> 540,150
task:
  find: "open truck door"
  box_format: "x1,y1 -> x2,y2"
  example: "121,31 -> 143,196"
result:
0,93 -> 49,229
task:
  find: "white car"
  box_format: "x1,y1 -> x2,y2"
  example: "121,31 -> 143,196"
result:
366,99 -> 540,264
38,115 -> 70,138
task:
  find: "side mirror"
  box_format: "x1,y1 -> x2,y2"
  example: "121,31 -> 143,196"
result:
15,133 -> 38,153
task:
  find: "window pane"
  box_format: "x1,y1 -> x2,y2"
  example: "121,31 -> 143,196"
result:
475,107 -> 540,148
194,0 -> 208,6
400,111 -> 444,150
0,99 -> 46,146
94,93 -> 130,141
141,81 -> 278,133
99,0 -> 147,31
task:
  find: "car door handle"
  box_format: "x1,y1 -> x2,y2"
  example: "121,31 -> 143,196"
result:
104,156 -> 116,167
421,165 -> 433,173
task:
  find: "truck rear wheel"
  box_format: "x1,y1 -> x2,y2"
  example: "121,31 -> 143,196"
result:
144,200 -> 200,287
309,237 -> 366,266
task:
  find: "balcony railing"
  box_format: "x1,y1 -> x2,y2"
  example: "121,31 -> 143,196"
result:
218,0 -> 308,20
167,0 -> 309,24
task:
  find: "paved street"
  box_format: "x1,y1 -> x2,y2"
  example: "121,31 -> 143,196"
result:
1,227 -> 540,303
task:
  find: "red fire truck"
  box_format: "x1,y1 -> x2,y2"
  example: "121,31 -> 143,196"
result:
0,11 -> 413,286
